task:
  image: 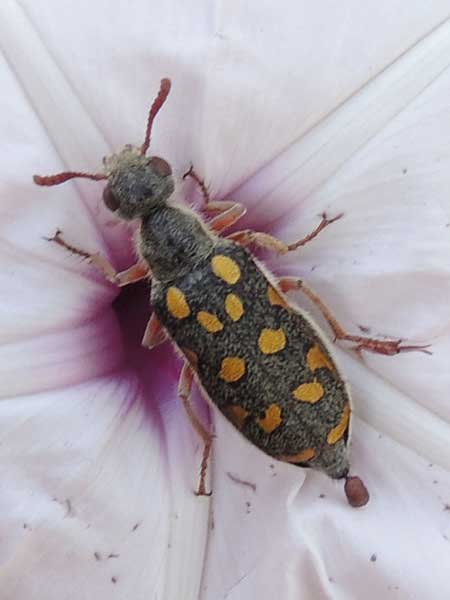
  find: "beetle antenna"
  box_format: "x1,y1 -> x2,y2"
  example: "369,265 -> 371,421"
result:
33,171 -> 107,186
141,78 -> 171,156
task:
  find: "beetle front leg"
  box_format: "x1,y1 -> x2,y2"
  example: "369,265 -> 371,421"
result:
184,169 -> 339,244
278,277 -> 431,356
227,212 -> 343,254
206,203 -> 247,233
183,167 -> 246,232
178,363 -> 213,497
45,229 -> 151,286
183,166 -> 212,207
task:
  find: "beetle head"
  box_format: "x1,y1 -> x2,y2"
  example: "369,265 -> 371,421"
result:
33,78 -> 174,220
102,146 -> 174,220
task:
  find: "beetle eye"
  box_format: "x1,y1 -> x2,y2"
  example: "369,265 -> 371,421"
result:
149,156 -> 172,177
103,186 -> 120,211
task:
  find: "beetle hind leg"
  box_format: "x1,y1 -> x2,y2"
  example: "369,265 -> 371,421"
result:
178,363 -> 213,496
278,277 -> 431,356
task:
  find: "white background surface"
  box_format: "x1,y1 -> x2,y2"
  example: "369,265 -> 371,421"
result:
1,2 -> 450,599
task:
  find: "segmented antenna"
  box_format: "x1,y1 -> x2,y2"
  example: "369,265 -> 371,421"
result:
140,78 -> 171,156
33,172 -> 107,186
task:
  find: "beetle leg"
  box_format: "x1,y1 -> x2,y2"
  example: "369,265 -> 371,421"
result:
183,167 -> 246,232
178,363 -> 213,496
115,262 -> 151,286
227,212 -> 343,253
183,166 -> 212,206
207,203 -> 247,233
44,229 -> 150,285
284,212 -> 344,251
227,229 -> 288,253
278,277 -> 431,356
141,313 -> 168,349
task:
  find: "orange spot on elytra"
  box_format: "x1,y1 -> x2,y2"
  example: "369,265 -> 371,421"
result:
197,311 -> 224,332
225,293 -> 244,321
219,357 -> 246,383
278,448 -> 316,463
327,404 -> 350,445
166,287 -> 190,319
307,344 -> 334,373
223,405 -> 249,429
257,404 -> 282,434
293,379 -> 325,403
212,255 -> 241,284
258,328 -> 286,354
267,286 -> 288,308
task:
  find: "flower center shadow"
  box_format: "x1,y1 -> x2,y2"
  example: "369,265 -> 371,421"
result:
112,280 -> 181,416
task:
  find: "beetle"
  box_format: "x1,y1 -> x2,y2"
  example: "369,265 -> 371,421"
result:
33,78 -> 429,507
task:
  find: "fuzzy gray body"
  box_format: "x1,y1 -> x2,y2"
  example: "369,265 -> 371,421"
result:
144,206 -> 351,480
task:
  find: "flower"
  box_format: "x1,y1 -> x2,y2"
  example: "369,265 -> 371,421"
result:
2,2 -> 450,598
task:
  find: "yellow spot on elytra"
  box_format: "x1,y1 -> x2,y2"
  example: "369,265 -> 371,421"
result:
212,255 -> 241,284
279,448 -> 316,463
197,311 -> 224,333
327,404 -> 350,445
293,379 -> 325,403
166,287 -> 190,319
258,328 -> 286,354
223,405 -> 249,429
225,293 -> 244,321
307,344 -> 334,373
257,404 -> 282,434
219,357 -> 246,383
267,286 -> 288,308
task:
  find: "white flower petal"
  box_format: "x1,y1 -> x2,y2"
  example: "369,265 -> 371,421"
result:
0,314 -> 122,396
2,1 -> 450,599
0,371 -> 212,599
204,416 -> 450,599
1,375 -> 169,598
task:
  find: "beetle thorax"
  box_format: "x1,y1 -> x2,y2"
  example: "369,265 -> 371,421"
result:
139,205 -> 214,281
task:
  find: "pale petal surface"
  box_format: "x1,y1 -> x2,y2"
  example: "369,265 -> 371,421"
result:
1,1 -> 450,599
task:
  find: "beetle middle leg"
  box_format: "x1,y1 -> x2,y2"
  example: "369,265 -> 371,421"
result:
141,313 -> 168,349
45,229 -> 150,286
227,212 -> 343,253
278,277 -> 431,356
178,363 -> 213,496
